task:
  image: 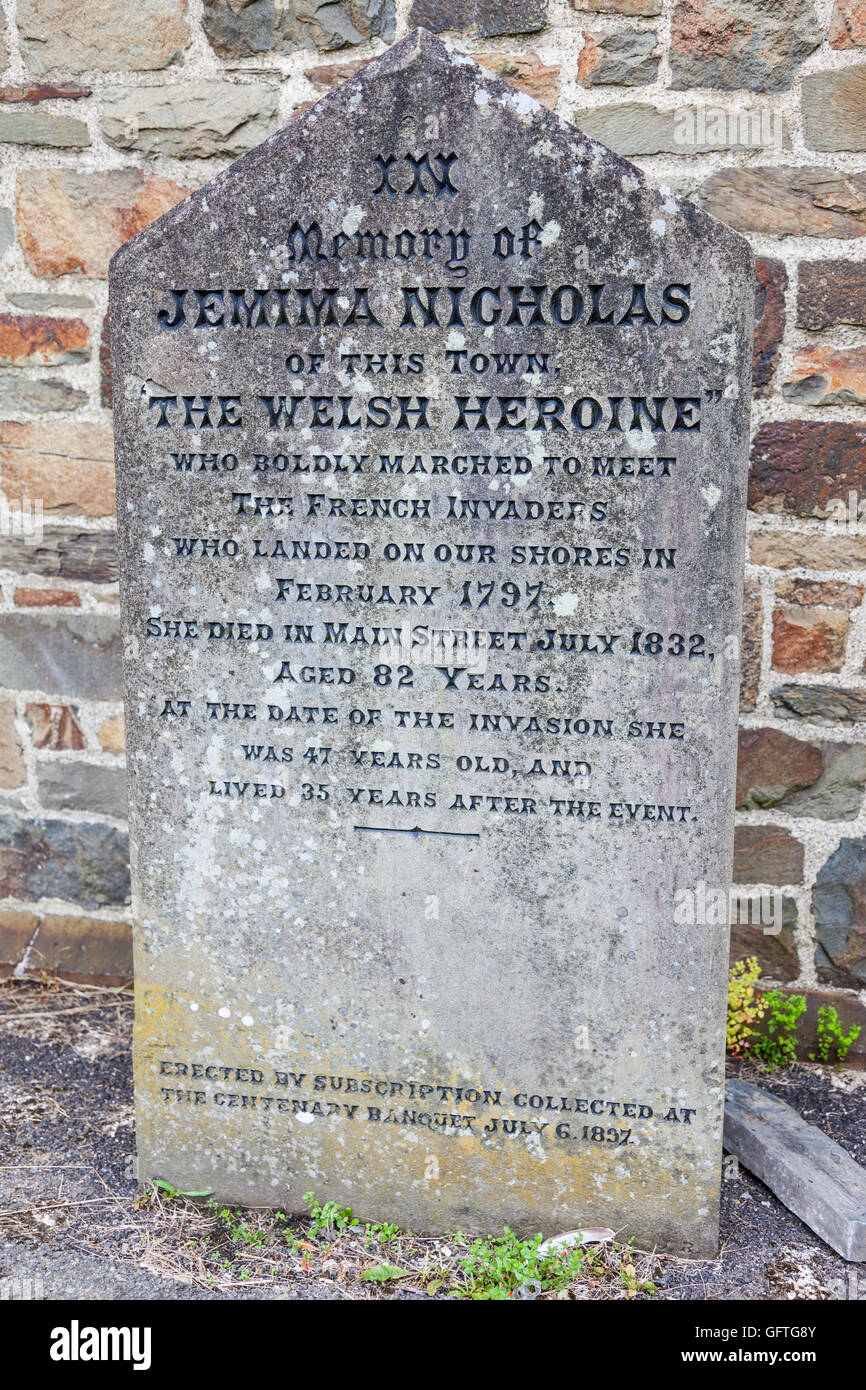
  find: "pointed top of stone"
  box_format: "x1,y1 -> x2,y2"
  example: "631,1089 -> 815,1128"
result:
111,26 -> 751,279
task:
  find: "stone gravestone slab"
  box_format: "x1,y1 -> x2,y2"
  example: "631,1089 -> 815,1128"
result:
110,30 -> 753,1257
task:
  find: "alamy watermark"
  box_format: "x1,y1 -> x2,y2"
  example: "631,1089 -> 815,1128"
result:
674,105 -> 784,151
674,881 -> 783,934
0,493 -> 43,545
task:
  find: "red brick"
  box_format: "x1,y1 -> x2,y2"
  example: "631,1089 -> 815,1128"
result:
14,586 -> 81,607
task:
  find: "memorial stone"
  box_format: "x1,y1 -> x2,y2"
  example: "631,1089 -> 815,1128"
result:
110,29 -> 754,1256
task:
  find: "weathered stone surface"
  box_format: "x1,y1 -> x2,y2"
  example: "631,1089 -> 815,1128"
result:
737,730 -> 866,821
203,0 -> 396,57
0,614 -> 122,698
0,111 -> 89,147
571,0 -> 659,12
17,168 -> 190,279
0,702 -> 26,789
771,683 -> 866,724
802,65 -> 866,153
103,83 -> 279,160
98,713 -> 125,754
577,28 -> 659,85
0,528 -> 116,583
0,812 -> 130,909
729,896 -> 799,983
573,103 -> 675,156
813,838 -> 866,989
24,702 -> 85,751
0,909 -> 132,983
110,32 -> 753,1256
0,372 -> 87,413
100,315 -> 112,409
786,741 -> 866,821
6,292 -> 93,311
38,762 -> 128,819
14,586 -> 81,607
471,52 -> 560,105
739,578 -> 762,712
830,0 -> 866,47
17,0 -> 190,74
733,824 -> 804,885
0,421 -> 115,517
798,259 -> 866,330
783,346 -> 866,408
0,314 -> 89,367
749,423 -> 866,520
574,101 -> 772,157
701,169 -> 866,239
750,531 -> 866,572
752,257 -> 786,397
736,728 -> 822,810
307,49 -> 563,105
724,1079 -> 866,1261
408,0 -> 545,36
772,578 -> 862,676
670,0 -> 820,92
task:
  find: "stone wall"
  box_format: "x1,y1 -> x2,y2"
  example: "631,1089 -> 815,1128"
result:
1,0 -> 865,1027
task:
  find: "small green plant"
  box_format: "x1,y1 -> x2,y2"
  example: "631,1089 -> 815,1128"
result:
304,1191 -> 354,1237
751,988 -> 807,1071
727,957 -> 765,1057
364,1220 -> 400,1246
153,1179 -> 213,1201
455,1227 -> 593,1300
810,1005 -> 862,1067
209,1201 -> 267,1247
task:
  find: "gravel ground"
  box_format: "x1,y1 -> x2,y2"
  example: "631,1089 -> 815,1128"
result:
0,978 -> 863,1301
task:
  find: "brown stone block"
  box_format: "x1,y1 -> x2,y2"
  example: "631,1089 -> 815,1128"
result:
798,259 -> 866,330
734,824 -> 804,885
752,257 -> 787,397
749,422 -> 866,519
0,420 -> 115,518
830,0 -> 866,47
740,579 -> 762,712
783,345 -> 866,407
16,168 -> 190,279
0,314 -> 88,367
24,702 -> 85,751
737,728 -> 823,809
0,701 -> 25,788
750,531 -> 866,571
701,168 -> 866,238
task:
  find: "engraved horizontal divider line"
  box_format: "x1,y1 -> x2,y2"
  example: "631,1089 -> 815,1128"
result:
353,823 -> 480,839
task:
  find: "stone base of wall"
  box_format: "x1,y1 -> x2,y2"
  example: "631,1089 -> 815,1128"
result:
0,910 -> 131,985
